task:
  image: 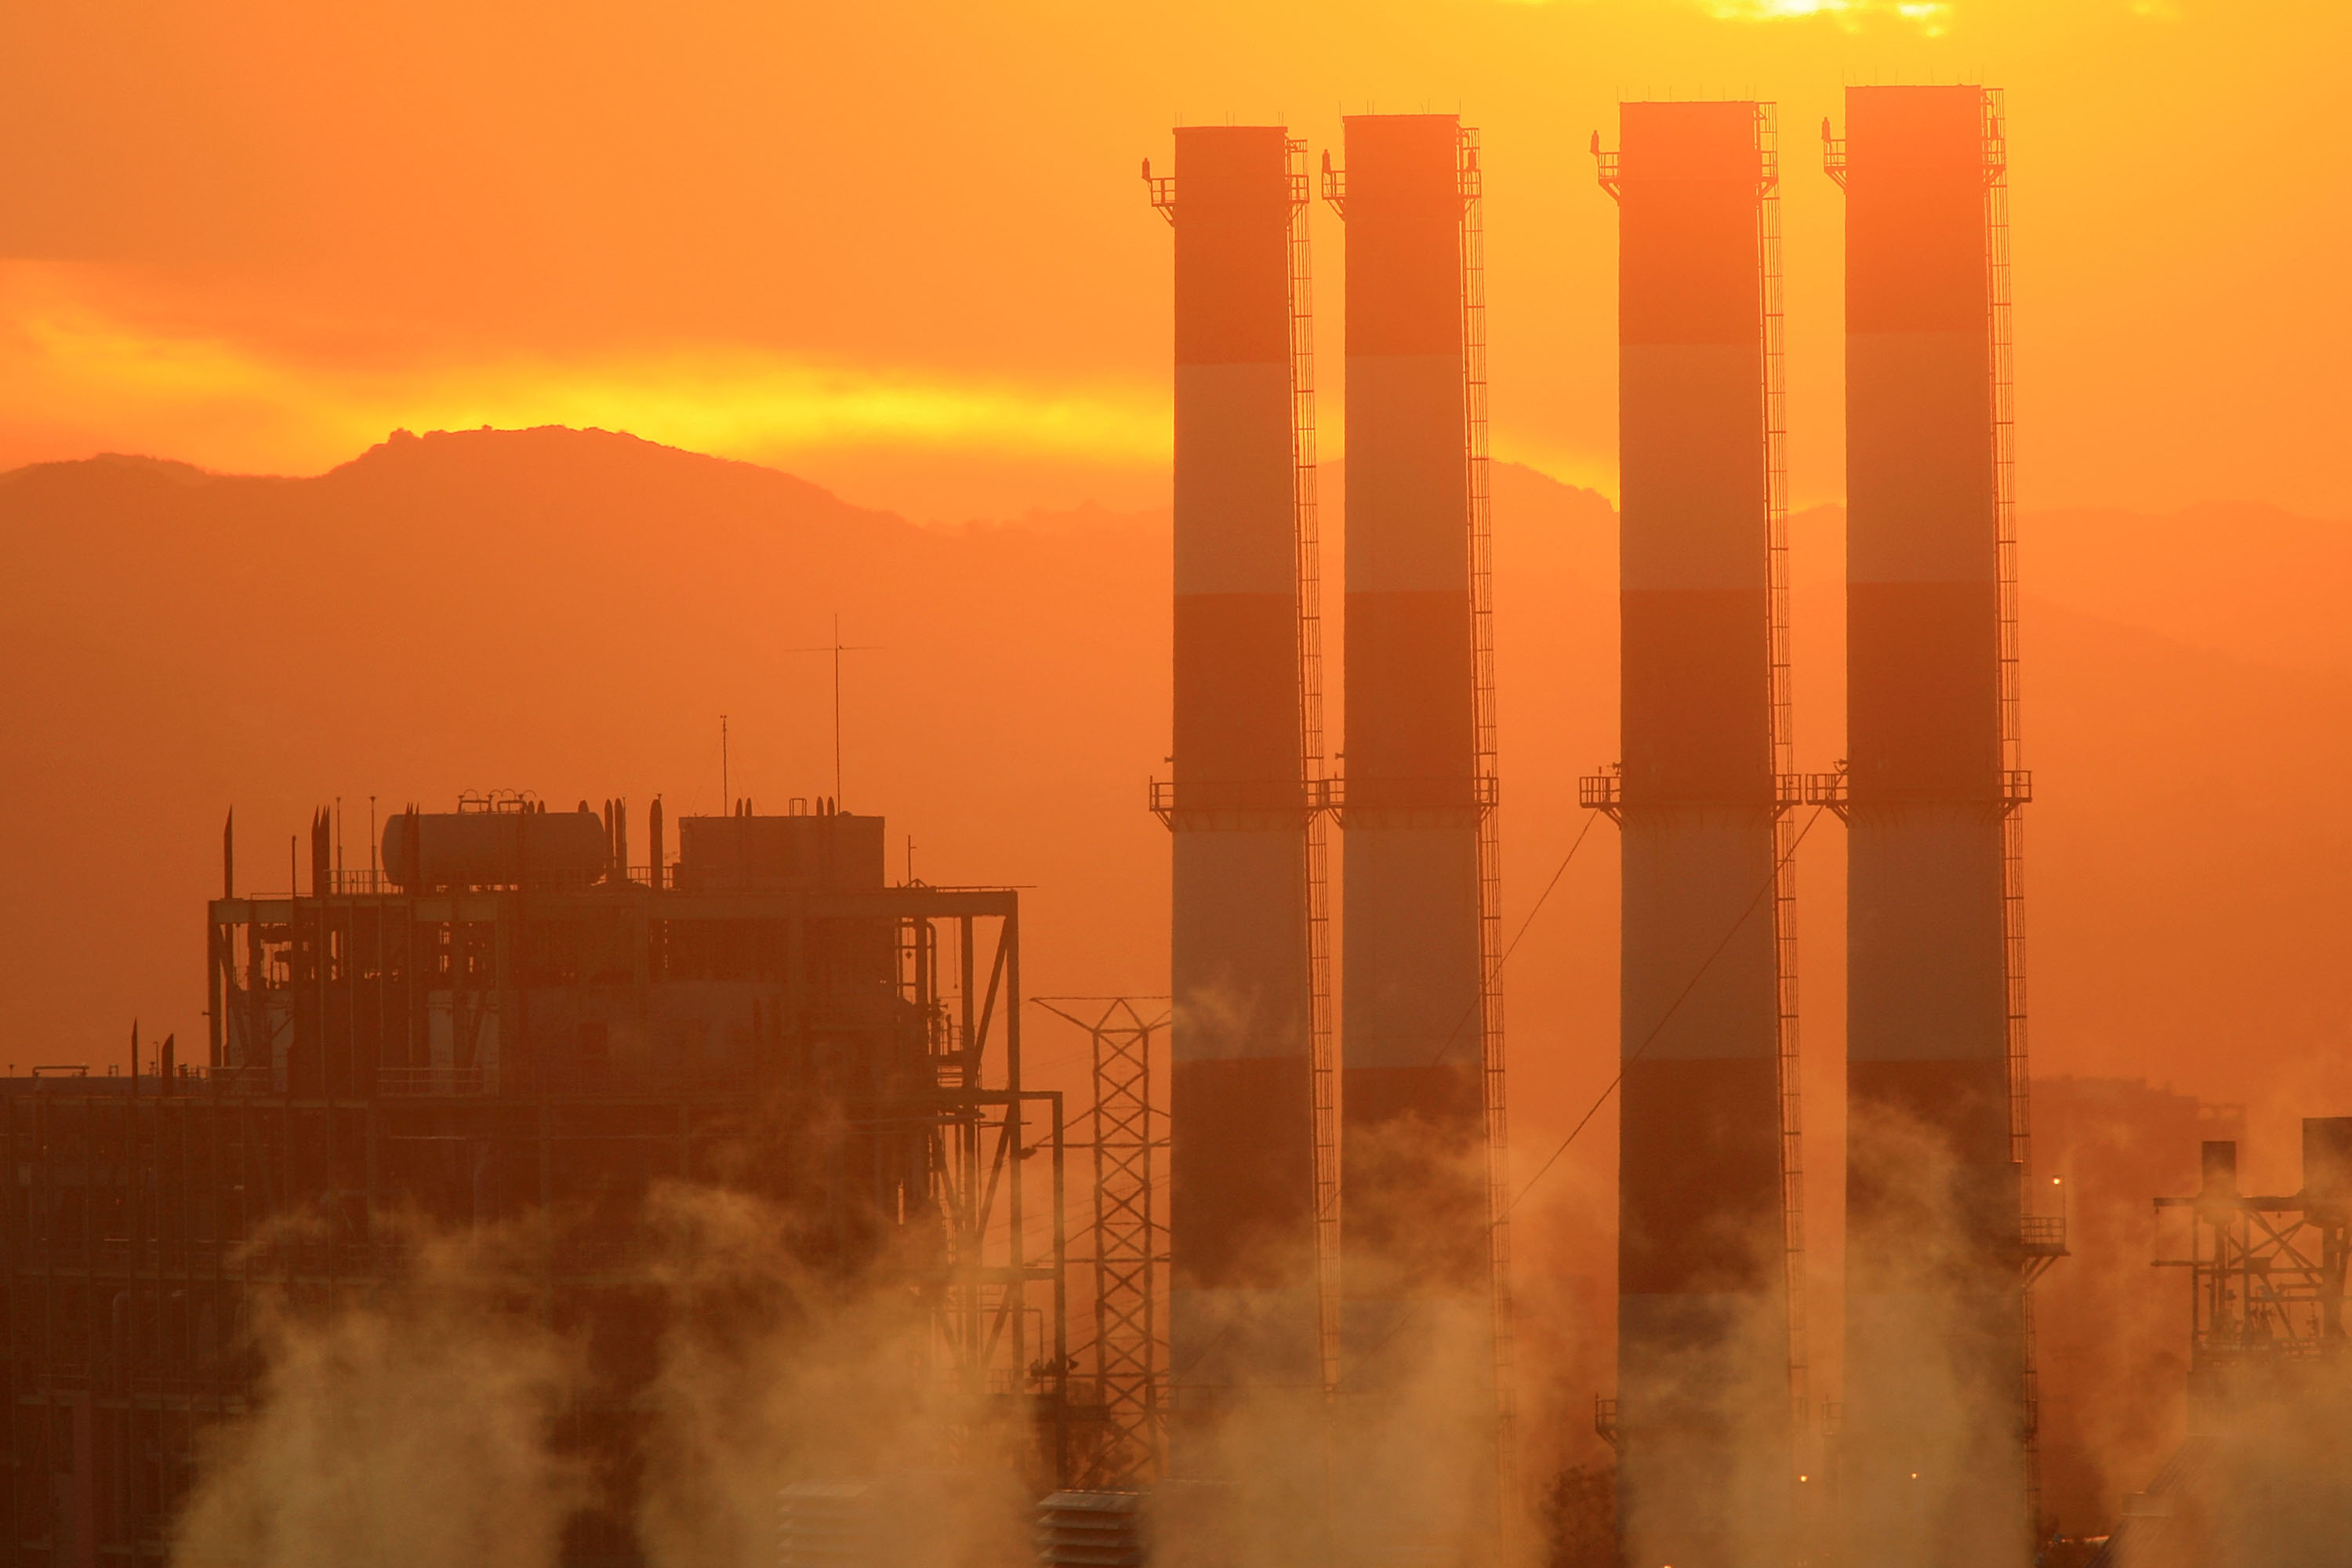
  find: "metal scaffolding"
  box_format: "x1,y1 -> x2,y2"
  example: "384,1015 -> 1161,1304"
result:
1039,998 -> 1170,1489
1,804 -> 1070,1566
2155,1132 -> 2352,1381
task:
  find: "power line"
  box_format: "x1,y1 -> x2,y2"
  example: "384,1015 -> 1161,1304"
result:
1407,805 -> 1608,1078
1330,804 -> 1828,1392
1167,808 -> 1601,1381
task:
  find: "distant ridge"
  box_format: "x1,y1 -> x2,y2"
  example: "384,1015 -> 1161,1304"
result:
0,423 -> 2347,1252
324,424 -> 852,503
0,450 -> 224,489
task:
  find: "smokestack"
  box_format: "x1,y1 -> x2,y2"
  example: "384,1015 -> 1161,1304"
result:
1152,125 -> 1327,1449
1833,83 -> 2033,1568
2201,1139 -> 2240,1200
1599,99 -> 1799,1568
2302,1119 -> 2352,1213
310,808 -> 331,897
1328,109 -> 1507,1519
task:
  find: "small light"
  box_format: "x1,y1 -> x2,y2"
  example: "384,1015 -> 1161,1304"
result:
1798,1475 -> 1809,1482
1910,1472 -> 1919,1480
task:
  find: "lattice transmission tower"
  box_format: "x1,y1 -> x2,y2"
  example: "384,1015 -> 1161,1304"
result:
1038,997 -> 1171,1487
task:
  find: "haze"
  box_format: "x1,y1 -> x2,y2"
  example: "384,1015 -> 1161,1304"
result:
2,1 -> 2346,518
1,0 -> 2347,1554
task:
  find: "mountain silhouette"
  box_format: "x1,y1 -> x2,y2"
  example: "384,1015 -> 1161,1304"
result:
6,423 -> 2349,1126
6,423 -> 2351,1519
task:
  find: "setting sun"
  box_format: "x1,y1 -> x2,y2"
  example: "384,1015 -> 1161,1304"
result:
0,4 -> 2344,1566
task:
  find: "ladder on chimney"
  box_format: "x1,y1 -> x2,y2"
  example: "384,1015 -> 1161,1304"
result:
1287,136 -> 1342,1403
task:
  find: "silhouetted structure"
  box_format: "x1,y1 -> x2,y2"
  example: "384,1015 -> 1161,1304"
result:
1038,996 -> 1171,1489
1145,124 -> 1335,1457
2092,1120 -> 2352,1568
2031,1079 -> 2234,1536
1324,110 -> 1511,1548
1588,99 -> 1804,1568
1825,84 -> 2049,1568
0,794 -> 1066,1567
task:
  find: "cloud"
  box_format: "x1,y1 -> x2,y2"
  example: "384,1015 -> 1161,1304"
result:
1697,0 -> 1950,21
0,263 -> 1169,477
1490,0 -> 1955,29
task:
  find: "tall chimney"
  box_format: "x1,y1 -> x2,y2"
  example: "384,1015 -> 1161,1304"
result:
1599,98 -> 1801,1568
1153,125 -> 1328,1459
1329,111 -> 1507,1538
1833,83 -> 2033,1568
310,808 -> 331,897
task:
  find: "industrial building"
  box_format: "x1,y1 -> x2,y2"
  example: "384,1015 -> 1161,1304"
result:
0,794 -> 1069,1566
13,74 -> 2308,1568
2092,1120 -> 2352,1568
1588,99 -> 1804,1568
1325,109 -> 1512,1547
1147,123 -> 1334,1448
1826,83 -> 2051,1568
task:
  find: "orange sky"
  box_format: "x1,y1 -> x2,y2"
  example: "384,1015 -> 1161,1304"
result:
2,0 -> 2343,519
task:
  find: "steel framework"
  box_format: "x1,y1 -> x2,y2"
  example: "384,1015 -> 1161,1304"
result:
1,832 -> 1069,1566
2155,1142 -> 2351,1378
1039,998 -> 1171,1489
2096,1125 -> 2352,1568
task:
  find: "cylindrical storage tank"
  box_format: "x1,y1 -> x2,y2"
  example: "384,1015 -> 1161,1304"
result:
1838,82 -> 2029,1568
1332,111 -> 1496,1537
1610,98 -> 1793,1568
382,807 -> 609,889
1160,125 -> 1323,1449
